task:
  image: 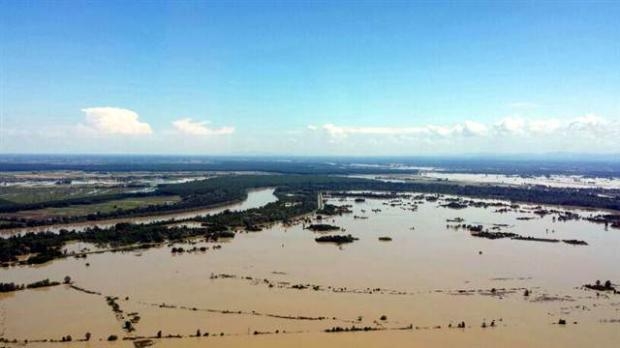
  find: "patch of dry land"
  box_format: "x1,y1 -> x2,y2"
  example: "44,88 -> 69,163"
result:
1,196 -> 182,219
2,192 -> 620,347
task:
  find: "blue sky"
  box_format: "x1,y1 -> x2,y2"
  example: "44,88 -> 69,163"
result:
1,1 -> 619,155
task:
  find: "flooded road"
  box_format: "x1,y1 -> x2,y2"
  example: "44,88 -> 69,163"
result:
2,192 -> 620,347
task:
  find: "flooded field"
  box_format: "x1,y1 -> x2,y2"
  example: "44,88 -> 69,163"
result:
0,188 -> 277,236
0,172 -> 212,188
376,172 -> 620,190
421,172 -> 620,190
2,192 -> 620,347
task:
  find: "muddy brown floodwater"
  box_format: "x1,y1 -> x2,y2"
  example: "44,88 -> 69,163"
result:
2,192 -> 620,347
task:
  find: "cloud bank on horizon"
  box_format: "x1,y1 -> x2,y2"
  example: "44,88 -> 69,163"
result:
75,107 -> 620,146
310,114 -> 614,140
1,106 -> 618,155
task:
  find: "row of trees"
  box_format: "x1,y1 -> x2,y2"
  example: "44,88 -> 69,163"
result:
2,174 -> 619,264
0,278 -> 61,293
0,182 -> 324,264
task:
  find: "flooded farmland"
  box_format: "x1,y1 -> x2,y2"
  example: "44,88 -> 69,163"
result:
0,188 -> 278,236
2,192 -> 620,347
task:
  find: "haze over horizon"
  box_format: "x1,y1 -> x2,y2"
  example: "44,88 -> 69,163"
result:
1,1 -> 619,155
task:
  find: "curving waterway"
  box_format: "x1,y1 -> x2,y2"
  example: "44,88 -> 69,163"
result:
0,188 -> 277,237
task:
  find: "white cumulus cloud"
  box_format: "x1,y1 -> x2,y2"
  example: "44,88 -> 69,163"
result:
569,114 -> 607,130
81,107 -> 153,135
316,120 -> 488,138
311,114 -> 619,143
172,118 -> 235,136
494,117 -> 526,134
494,115 -> 611,136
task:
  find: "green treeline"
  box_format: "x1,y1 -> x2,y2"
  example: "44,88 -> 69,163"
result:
3,174 -> 619,230
2,174 -> 619,265
0,179 -> 328,264
0,175 -> 370,229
